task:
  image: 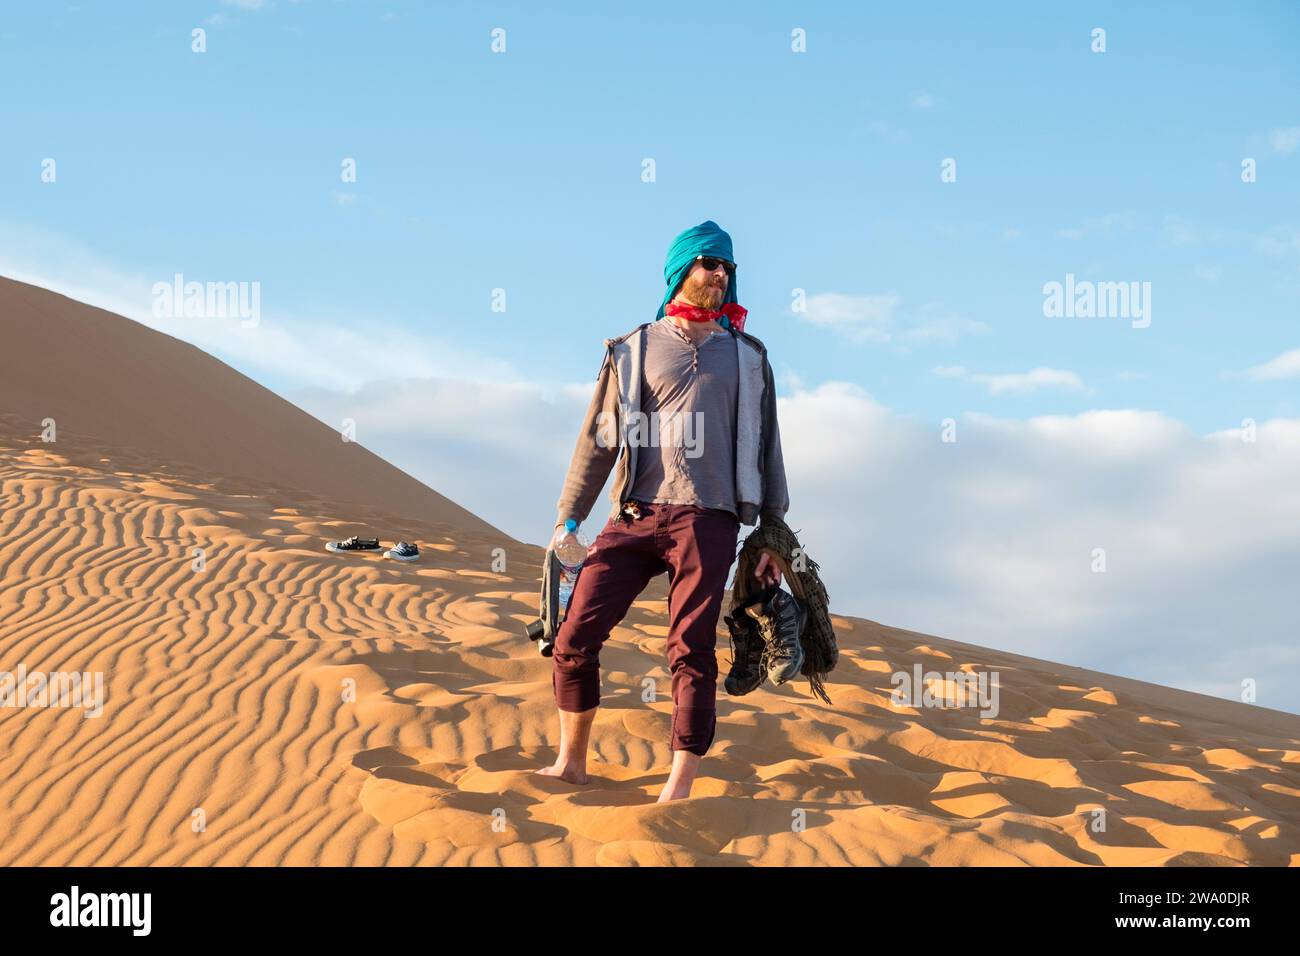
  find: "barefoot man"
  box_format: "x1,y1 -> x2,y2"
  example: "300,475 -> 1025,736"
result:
536,220 -> 790,802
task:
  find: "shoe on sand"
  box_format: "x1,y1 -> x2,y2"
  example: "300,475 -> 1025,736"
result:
383,541 -> 420,562
325,535 -> 381,554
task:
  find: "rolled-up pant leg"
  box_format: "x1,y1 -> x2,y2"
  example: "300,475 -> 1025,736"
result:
657,504 -> 741,756
552,510 -> 665,712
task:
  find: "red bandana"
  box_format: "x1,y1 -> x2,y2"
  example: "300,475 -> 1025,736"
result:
665,300 -> 748,333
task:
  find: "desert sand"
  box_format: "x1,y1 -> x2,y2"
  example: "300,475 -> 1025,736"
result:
2,276 -> 1298,866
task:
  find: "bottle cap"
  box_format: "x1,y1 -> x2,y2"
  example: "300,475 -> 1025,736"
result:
564,519 -> 577,532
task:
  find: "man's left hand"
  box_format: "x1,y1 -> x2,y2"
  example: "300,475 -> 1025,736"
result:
754,550 -> 782,589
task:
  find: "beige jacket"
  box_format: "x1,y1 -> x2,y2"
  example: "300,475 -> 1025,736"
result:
554,319 -> 789,535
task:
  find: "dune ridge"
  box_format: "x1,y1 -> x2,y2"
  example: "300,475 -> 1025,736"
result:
0,276 -> 504,540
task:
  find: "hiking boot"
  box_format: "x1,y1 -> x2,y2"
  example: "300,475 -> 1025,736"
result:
744,585 -> 807,686
723,610 -> 765,696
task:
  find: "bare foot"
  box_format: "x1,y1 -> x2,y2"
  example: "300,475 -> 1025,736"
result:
656,749 -> 703,802
534,761 -> 589,785
656,782 -> 693,803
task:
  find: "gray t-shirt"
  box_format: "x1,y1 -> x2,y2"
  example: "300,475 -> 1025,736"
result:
628,319 -> 739,517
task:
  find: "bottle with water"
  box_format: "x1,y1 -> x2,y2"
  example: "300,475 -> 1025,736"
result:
552,519 -> 590,613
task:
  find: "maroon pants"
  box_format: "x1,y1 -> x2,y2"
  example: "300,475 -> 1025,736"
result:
551,499 -> 741,755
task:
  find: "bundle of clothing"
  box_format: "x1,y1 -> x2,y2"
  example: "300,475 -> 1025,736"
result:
730,514 -> 838,704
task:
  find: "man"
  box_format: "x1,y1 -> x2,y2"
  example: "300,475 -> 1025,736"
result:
535,220 -> 789,802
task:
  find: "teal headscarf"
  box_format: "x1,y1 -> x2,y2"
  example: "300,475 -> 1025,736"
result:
657,220 -> 740,330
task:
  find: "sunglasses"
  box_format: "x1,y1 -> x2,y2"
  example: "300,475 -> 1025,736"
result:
694,255 -> 737,276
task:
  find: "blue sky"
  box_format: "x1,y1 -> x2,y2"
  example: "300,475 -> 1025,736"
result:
5,0 -> 1298,425
2,1 -> 1298,711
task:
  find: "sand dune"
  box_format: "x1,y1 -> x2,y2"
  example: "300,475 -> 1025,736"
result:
0,277 -> 503,541
1,277 -> 1298,866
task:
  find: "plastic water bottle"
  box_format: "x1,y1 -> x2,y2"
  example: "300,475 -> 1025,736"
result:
552,519 -> 589,613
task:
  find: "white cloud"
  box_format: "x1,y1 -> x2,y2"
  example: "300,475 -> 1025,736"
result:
800,292 -> 898,343
866,122 -> 910,145
1057,211 -> 1140,240
0,221 -> 518,394
1269,126 -> 1300,154
935,365 -> 1091,395
769,389 -> 1300,712
902,305 -> 989,345
1241,348 -> 1300,382
1162,216 -> 1300,258
799,292 -> 985,346
1254,225 -> 1300,258
976,368 -> 1088,397
908,91 -> 935,109
1161,215 -> 1227,246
